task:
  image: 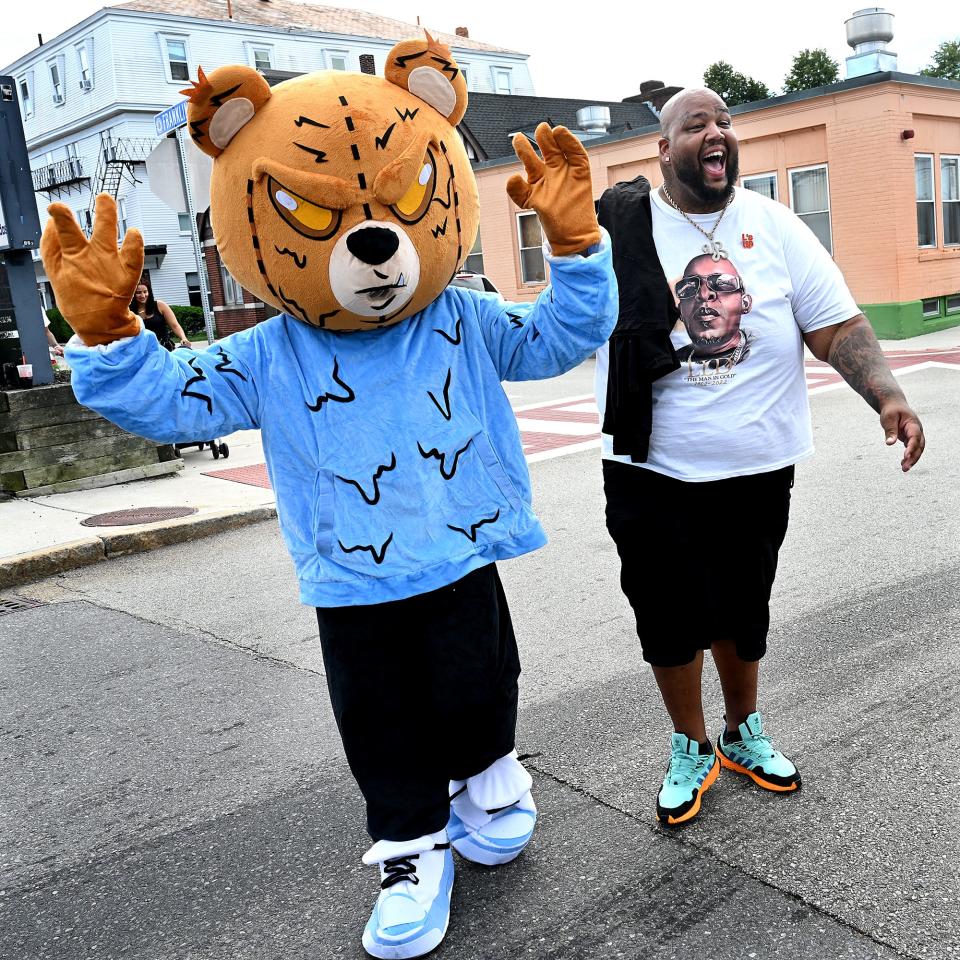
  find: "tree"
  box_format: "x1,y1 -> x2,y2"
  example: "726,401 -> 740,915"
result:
702,61 -> 770,107
783,48 -> 839,93
920,39 -> 960,81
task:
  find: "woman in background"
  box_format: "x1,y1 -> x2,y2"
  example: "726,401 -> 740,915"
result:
129,280 -> 190,351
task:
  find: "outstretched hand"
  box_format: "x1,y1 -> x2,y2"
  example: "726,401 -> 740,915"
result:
40,193 -> 144,346
507,123 -> 600,257
880,402 -> 925,472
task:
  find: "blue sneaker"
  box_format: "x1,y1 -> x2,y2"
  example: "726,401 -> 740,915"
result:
447,752 -> 537,866
447,788 -> 537,866
656,733 -> 720,827
716,711 -> 801,792
361,830 -> 454,959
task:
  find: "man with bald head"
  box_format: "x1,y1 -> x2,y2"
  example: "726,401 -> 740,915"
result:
674,253 -> 754,367
596,87 -> 925,826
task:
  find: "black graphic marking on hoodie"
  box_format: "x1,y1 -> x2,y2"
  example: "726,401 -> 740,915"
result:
447,510 -> 501,542
417,438 -> 471,480
433,318 -> 462,345
181,356 -> 213,414
338,532 -> 394,565
427,368 -> 453,421
306,357 -> 356,411
213,347 -> 247,381
335,453 -> 397,505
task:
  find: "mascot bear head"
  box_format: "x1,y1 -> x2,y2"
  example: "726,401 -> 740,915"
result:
183,34 -> 479,332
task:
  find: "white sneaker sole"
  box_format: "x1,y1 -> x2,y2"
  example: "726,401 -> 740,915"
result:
362,922 -> 447,960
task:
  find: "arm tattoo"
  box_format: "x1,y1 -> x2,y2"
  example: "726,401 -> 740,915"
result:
828,319 -> 904,413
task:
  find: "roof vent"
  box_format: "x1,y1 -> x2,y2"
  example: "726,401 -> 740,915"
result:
576,105 -> 611,134
845,8 -> 897,78
455,27 -> 470,38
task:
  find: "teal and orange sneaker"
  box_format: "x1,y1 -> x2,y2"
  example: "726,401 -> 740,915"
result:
716,711 -> 801,792
656,733 -> 720,827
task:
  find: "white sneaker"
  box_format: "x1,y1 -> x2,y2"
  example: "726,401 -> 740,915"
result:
447,752 -> 537,866
361,829 -> 454,959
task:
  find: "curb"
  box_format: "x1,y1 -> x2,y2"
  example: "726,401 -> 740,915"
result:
0,505 -> 278,590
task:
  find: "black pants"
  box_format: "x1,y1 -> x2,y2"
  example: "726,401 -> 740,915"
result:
316,564 -> 521,841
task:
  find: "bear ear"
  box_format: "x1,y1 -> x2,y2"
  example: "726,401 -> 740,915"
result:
181,65 -> 271,158
384,32 -> 468,127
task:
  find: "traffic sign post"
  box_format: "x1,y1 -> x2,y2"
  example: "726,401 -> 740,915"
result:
154,100 -> 188,138
151,100 -> 216,343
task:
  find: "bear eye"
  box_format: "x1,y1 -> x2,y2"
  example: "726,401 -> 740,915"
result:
268,177 -> 342,240
391,149 -> 437,224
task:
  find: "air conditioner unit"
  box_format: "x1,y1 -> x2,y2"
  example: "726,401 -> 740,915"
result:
79,79 -> 92,91
52,94 -> 64,104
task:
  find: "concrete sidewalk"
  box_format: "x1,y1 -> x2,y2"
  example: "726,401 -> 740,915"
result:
3,325 -> 958,589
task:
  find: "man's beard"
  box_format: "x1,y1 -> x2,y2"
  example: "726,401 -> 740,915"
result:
674,149 -> 740,208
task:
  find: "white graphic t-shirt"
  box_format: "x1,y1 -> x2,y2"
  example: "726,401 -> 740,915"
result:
596,186 -> 859,481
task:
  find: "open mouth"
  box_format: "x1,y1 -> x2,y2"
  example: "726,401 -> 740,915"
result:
695,307 -> 720,327
701,149 -> 726,179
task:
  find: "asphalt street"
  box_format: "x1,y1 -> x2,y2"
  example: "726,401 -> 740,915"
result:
2,361 -> 958,960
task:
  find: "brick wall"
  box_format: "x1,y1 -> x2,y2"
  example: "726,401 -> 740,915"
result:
202,242 -> 271,337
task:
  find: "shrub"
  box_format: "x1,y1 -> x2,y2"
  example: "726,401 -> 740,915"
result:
169,305 -> 205,335
45,307 -> 72,344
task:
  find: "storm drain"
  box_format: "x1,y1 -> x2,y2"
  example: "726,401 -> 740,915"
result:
80,507 -> 199,527
0,596 -> 46,616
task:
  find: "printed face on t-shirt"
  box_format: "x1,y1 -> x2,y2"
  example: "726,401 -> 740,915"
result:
674,255 -> 753,356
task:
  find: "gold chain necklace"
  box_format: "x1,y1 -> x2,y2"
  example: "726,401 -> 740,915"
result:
661,185 -> 735,262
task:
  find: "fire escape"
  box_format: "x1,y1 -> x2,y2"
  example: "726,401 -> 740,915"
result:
86,130 -> 156,221
32,157 -> 89,200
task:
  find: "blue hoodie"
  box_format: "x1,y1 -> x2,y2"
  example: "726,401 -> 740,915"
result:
67,239 -> 617,606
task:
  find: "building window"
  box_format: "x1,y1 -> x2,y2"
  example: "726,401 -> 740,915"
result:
941,155 -> 960,247
48,59 -> 64,104
459,64 -> 470,90
464,228 -> 484,274
65,141 -> 81,178
742,172 -> 778,201
220,262 -> 244,306
75,207 -> 92,235
116,198 -> 128,240
18,74 -> 33,117
76,40 -> 93,89
789,164 -> 832,254
163,37 -> 190,82
327,50 -> 348,71
253,47 -> 272,71
945,294 -> 960,314
493,68 -> 513,95
915,154 -> 936,248
178,212 -> 192,234
517,212 -> 546,284
186,272 -> 202,308
921,297 -> 941,319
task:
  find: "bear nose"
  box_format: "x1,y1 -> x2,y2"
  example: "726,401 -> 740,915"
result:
346,227 -> 399,265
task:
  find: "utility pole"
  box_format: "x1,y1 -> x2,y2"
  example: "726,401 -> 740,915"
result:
0,75 -> 51,386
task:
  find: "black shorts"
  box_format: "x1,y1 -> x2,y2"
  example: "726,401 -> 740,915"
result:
603,460 -> 794,667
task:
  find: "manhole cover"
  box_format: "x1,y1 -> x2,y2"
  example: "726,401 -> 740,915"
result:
81,507 -> 199,527
0,596 -> 45,616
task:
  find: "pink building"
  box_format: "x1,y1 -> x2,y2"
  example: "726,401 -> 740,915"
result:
472,71 -> 960,339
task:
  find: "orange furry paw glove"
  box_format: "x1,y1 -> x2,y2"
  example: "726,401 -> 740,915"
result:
40,193 -> 144,347
506,123 -> 601,257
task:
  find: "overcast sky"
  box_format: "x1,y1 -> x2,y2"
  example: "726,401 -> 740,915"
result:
2,0 -> 956,100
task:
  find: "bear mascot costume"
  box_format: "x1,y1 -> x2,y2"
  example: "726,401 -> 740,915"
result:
41,34 -> 617,958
